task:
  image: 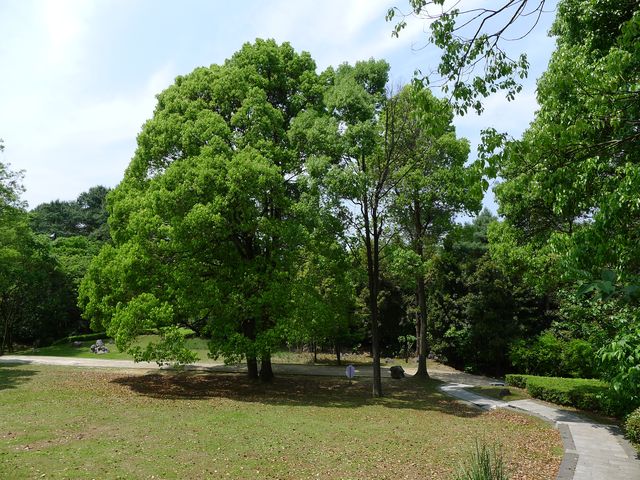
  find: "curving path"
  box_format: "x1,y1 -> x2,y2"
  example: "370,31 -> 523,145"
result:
436,383 -> 640,480
2,355 -> 639,479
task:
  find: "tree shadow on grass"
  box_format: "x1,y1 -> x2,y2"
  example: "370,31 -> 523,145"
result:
111,371 -> 482,418
0,364 -> 38,391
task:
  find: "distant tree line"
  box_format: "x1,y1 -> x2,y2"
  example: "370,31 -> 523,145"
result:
0,167 -> 109,354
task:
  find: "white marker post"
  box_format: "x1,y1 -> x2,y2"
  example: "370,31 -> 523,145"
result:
345,364 -> 356,385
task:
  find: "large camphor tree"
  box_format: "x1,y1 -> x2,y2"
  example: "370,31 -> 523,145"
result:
80,40 -> 327,380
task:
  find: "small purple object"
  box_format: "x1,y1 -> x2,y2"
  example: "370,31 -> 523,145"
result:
345,364 -> 356,379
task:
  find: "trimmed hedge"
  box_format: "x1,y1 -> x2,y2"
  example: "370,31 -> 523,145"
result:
506,374 -> 610,413
504,374 -> 530,389
626,407 -> 640,444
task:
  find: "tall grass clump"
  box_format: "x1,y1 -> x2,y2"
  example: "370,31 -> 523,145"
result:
454,441 -> 509,480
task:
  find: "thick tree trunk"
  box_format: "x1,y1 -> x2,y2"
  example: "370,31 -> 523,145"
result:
247,356 -> 259,379
414,275 -> 430,379
259,354 -> 274,382
335,342 -> 341,366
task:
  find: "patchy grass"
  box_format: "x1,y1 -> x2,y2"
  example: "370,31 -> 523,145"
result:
0,364 -> 562,479
469,386 -> 531,402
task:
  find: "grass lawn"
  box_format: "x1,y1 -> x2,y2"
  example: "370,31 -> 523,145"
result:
0,364 -> 562,479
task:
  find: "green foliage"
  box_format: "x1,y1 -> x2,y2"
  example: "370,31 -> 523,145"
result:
30,186 -> 111,241
454,441 -> 509,480
427,212 -> 550,375
493,1 -> 640,282
625,407 -> 640,444
526,376 -> 610,413
286,238 -> 359,359
397,334 -> 416,360
50,236 -> 102,289
80,40 -> 334,372
599,316 -> 640,414
509,332 -> 597,379
388,1 -> 544,115
1,160 -> 78,351
129,326 -> 199,366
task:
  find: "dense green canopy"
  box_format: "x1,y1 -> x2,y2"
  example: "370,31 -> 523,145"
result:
80,40 -> 330,377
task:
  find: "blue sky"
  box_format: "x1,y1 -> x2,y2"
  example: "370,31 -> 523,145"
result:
0,0 -> 558,210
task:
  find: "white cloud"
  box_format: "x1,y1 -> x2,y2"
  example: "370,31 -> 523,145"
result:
5,63 -> 175,207
40,0 -> 95,68
251,0 -> 427,71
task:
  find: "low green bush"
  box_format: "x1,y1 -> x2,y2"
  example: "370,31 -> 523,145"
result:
626,407 -> 640,444
504,374 -> 530,389
506,374 -> 613,414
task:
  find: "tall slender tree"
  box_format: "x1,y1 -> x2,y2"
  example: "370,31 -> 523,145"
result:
389,88 -> 481,378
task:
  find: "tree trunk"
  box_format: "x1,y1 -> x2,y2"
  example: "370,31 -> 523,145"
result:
368,253 -> 383,397
415,310 -> 421,356
412,198 -> 430,380
247,356 -> 259,379
414,275 -> 430,379
242,317 -> 259,379
363,219 -> 383,395
335,342 -> 341,366
259,354 -> 274,382
313,342 -> 318,363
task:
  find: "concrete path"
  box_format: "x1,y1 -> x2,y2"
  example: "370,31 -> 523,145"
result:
2,355 -> 639,479
0,355 -> 454,378
441,383 -> 640,480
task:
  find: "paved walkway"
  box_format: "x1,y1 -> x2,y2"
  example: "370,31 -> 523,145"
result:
441,383 -> 640,480
2,355 -> 639,479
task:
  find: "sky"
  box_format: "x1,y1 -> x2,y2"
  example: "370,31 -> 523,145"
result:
0,0 -> 558,211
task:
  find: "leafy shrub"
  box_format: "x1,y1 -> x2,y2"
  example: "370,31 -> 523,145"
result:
504,374 -> 530,389
562,339 -> 597,378
509,332 -> 597,378
509,333 -> 563,376
599,320 -> 640,416
625,407 -> 640,444
454,441 -> 509,480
